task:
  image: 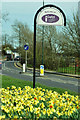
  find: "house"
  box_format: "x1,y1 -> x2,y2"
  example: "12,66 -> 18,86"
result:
12,52 -> 19,59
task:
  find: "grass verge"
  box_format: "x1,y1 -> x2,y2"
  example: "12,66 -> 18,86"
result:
1,75 -> 78,95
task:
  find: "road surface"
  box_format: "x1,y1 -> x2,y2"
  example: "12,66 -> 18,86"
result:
2,61 -> 80,93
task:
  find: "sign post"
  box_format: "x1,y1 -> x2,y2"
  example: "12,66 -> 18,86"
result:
33,4 -> 66,88
24,44 -> 29,71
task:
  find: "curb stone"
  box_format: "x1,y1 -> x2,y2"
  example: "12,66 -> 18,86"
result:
15,62 -> 80,78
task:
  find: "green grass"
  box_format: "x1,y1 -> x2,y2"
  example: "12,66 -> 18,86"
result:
1,75 -> 78,96
58,66 -> 80,75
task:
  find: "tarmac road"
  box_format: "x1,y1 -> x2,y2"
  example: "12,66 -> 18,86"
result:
2,61 -> 80,93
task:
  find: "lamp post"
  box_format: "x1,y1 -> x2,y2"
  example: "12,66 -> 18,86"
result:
42,0 -> 44,65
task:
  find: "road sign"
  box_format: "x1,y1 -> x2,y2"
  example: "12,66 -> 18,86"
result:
24,45 -> 29,50
40,65 -> 44,76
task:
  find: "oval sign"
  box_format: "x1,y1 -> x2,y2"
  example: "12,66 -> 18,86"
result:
42,14 -> 59,23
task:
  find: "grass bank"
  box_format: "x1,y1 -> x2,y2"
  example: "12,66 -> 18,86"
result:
1,75 -> 78,95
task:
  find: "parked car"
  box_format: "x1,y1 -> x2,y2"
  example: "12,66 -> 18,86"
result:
0,62 -> 2,69
14,56 -> 20,61
7,54 -> 12,61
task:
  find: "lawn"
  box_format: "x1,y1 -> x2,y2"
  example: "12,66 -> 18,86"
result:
1,75 -> 78,95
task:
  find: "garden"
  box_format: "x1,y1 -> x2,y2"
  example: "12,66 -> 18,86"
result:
0,75 -> 80,119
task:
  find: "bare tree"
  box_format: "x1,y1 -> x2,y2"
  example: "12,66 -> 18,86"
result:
11,20 -> 33,64
62,12 -> 80,58
2,12 -> 9,22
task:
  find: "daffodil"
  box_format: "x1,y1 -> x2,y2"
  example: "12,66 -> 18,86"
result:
42,109 -> 46,115
0,85 -> 79,119
40,102 -> 45,108
47,108 -> 52,116
13,115 -> 18,119
4,108 -> 9,113
0,115 -> 5,119
11,85 -> 16,89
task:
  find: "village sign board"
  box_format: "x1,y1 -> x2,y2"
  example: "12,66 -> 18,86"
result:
33,4 -> 66,88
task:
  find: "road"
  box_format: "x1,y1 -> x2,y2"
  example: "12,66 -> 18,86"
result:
2,61 -> 80,93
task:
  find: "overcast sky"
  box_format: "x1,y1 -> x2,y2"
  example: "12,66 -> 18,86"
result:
1,1 -> 79,35
1,0 -> 80,2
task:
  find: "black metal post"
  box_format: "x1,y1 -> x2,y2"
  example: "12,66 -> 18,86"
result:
42,26 -> 44,65
33,17 -> 36,88
42,0 -> 44,65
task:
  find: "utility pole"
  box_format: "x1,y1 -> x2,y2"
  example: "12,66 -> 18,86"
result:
43,0 -> 44,6
42,0 -> 44,65
78,1 -> 80,75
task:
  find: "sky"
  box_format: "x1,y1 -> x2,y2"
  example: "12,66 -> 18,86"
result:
1,1 -> 79,36
1,0 -> 80,2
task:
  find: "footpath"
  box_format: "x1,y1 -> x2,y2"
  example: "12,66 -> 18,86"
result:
15,62 -> 80,78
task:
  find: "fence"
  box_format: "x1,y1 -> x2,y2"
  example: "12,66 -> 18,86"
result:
56,57 -> 80,75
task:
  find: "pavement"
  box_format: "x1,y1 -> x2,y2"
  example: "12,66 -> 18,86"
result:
15,62 -> 80,78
